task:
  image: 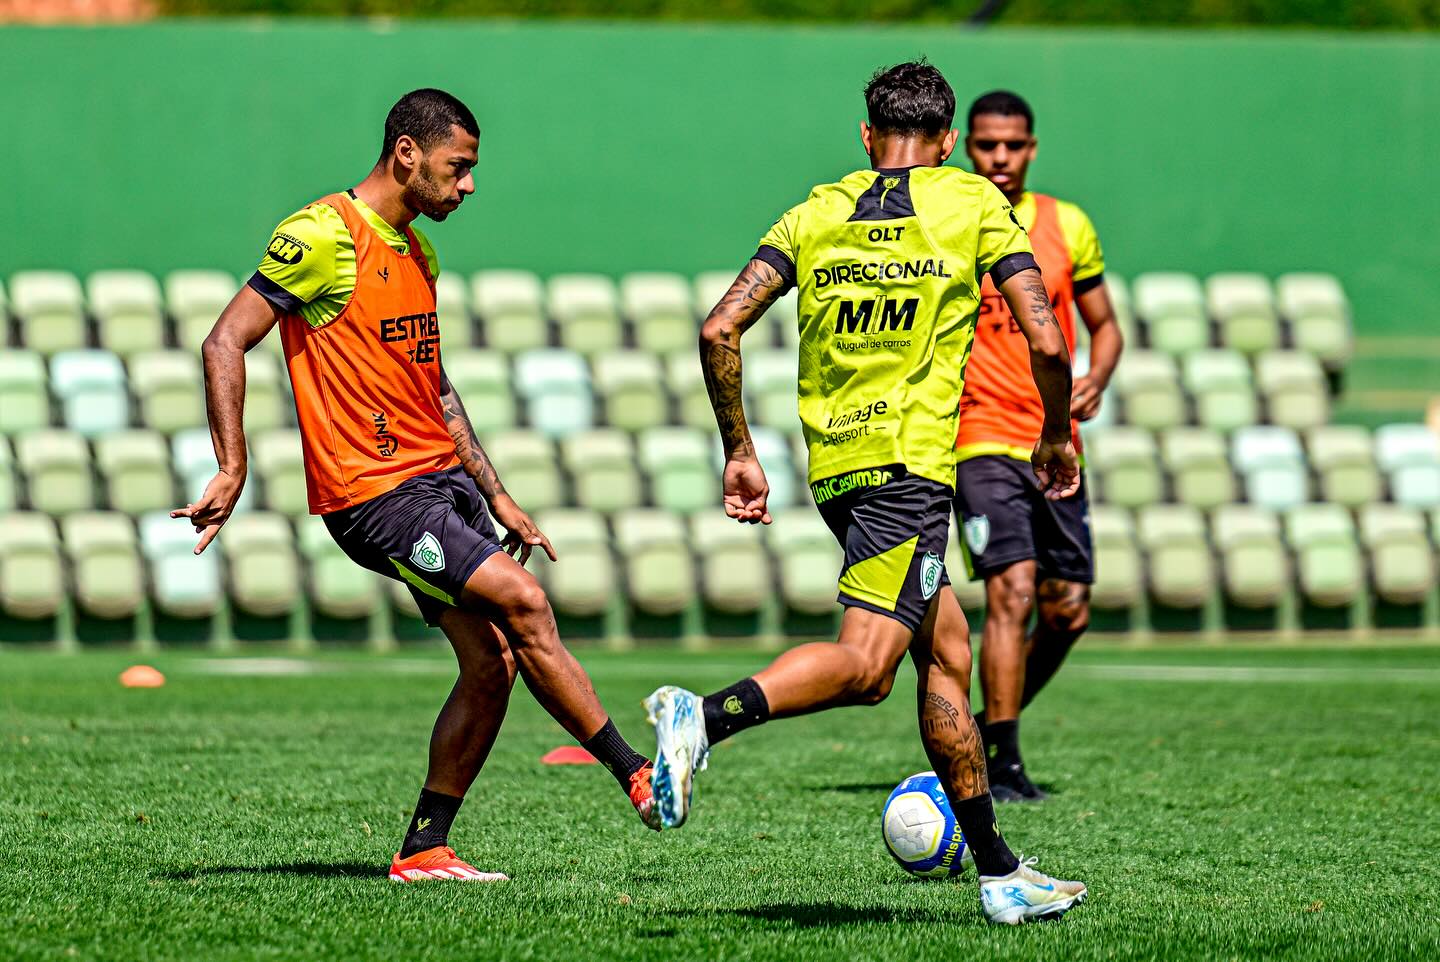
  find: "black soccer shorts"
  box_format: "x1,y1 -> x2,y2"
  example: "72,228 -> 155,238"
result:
952,454 -> 1094,584
323,466 -> 504,626
812,466 -> 953,633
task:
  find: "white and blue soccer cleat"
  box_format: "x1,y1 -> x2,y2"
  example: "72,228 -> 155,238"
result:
643,686 -> 710,829
979,856 -> 1087,925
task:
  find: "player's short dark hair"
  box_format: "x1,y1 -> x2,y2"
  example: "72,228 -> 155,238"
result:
864,60 -> 956,137
380,88 -> 479,160
967,90 -> 1034,133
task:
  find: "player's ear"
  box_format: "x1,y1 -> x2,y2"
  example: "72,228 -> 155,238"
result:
859,121 -> 873,155
393,134 -> 419,176
939,128 -> 960,162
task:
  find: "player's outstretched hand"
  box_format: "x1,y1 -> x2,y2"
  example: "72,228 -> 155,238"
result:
1071,374 -> 1104,422
1032,436 -> 1081,501
170,469 -> 246,554
722,456 -> 772,524
491,493 -> 558,566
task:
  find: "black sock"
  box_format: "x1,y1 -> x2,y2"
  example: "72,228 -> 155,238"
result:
986,718 -> 1021,772
702,678 -> 770,744
973,710 -> 988,735
400,787 -> 463,858
581,718 -> 648,788
953,794 -> 1020,877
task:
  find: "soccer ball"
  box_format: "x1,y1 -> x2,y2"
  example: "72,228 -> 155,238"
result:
881,771 -> 972,878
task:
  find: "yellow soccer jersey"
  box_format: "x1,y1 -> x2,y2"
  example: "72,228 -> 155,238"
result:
756,165 -> 1035,489
249,190 -> 440,328
1012,191 -> 1105,283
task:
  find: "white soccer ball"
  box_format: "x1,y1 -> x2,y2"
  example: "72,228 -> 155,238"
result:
881,771 -> 971,878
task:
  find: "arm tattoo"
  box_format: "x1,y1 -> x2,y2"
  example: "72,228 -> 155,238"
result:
699,258 -> 787,458
1018,272 -> 1054,328
438,367 -> 506,500
920,691 -> 989,799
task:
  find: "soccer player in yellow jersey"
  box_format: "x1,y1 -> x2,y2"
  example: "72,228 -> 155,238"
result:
954,91 -> 1125,802
644,62 -> 1088,924
172,90 -> 659,883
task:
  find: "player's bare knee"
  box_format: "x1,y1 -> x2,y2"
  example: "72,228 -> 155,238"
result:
498,576 -> 555,643
1039,583 -> 1090,637
986,567 -> 1035,625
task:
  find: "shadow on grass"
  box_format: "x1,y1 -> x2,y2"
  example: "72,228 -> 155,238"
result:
159,862 -> 382,881
816,781 -> 901,794
668,903 -> 948,928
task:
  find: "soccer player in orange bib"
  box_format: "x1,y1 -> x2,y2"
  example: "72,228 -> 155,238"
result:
953,91 -> 1125,801
173,89 -> 659,881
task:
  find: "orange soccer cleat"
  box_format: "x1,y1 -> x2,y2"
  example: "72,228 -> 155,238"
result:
630,764 -> 662,831
388,846 -> 508,883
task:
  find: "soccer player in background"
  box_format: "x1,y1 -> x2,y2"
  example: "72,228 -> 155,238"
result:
645,62 -> 1088,924
172,89 -> 659,883
955,91 -> 1124,801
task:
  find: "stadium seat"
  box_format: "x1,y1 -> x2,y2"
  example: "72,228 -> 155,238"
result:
252,429 -> 307,516
745,427 -> 799,509
0,349 -> 51,435
0,439 -> 14,511
1089,505 -> 1143,611
1209,504 -> 1287,608
1205,273 -> 1280,355
1232,425 -> 1309,509
87,270 -> 166,357
10,270 -> 88,355
1284,504 -> 1363,608
666,350 -> 714,431
612,509 -> 695,615
433,272 -> 474,354
243,351 -> 289,434
560,429 -> 643,513
1181,349 -> 1258,433
218,512 -> 301,617
693,271 -> 732,316
1085,426 -> 1162,508
1112,351 -> 1186,430
1374,424 -> 1440,508
1276,272 -> 1352,369
49,349 -> 129,437
689,511 -> 773,614
444,349 -> 516,434
1358,504 -> 1436,605
593,351 -> 668,432
532,508 -> 615,617
1306,425 -> 1380,508
295,514 -> 382,619
763,512 -> 843,614
1132,272 -> 1209,354
622,272 -> 695,355
0,512 -> 65,618
744,348 -> 800,431
1136,504 -> 1215,608
61,511 -> 145,619
470,270 -> 547,354
94,429 -> 174,515
547,274 -> 622,356
129,350 -> 205,435
1159,427 -> 1235,509
138,510 -> 222,618
1390,463 -> 1440,508
512,349 -> 595,437
166,270 -> 239,354
1105,274 -> 1138,343
484,429 -> 565,511
172,426 -> 255,513
15,429 -> 94,515
637,426 -> 718,513
1255,351 -> 1329,430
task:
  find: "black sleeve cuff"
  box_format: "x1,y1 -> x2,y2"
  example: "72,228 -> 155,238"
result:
247,271 -> 304,314
753,245 -> 797,293
989,252 -> 1040,287
1073,272 -> 1105,296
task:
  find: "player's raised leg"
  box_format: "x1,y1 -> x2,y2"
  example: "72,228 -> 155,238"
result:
460,547 -> 659,829
910,589 -> 1086,923
391,609 -> 516,882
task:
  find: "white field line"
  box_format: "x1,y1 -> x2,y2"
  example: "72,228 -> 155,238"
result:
1067,664 -> 1440,684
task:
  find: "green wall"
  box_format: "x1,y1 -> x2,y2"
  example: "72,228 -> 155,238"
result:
1,21 -> 1437,336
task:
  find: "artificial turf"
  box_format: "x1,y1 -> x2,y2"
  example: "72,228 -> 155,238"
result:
2,641 -> 1438,961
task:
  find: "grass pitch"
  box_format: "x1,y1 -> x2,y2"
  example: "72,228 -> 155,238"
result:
3,641 -> 1438,962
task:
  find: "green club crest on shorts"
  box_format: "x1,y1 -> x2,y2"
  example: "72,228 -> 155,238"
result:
964,516 -> 990,556
920,552 -> 944,600
410,531 -> 445,572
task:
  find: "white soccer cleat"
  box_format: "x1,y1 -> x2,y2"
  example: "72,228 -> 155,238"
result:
643,685 -> 710,829
979,856 -> 1087,925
